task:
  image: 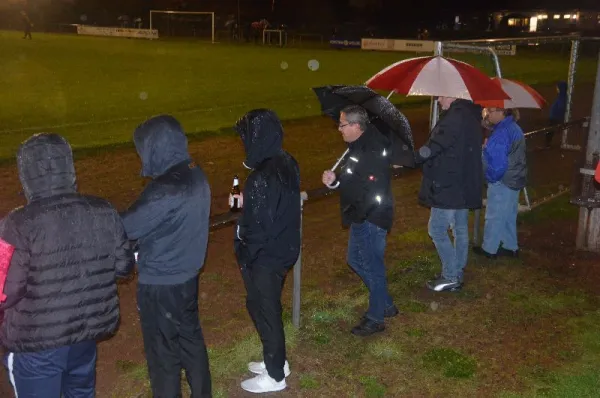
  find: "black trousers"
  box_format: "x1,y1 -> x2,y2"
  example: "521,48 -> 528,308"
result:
23,27 -> 31,39
241,265 -> 288,382
137,277 -> 212,398
545,119 -> 561,146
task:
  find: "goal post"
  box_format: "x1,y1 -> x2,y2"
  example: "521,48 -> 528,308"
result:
149,10 -> 215,43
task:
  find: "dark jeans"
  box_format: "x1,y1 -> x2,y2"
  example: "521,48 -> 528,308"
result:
241,265 -> 288,382
137,277 -> 212,398
5,340 -> 96,398
545,119 -> 561,146
347,221 -> 394,323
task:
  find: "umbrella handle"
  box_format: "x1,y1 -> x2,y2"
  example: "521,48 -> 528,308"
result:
331,148 -> 350,171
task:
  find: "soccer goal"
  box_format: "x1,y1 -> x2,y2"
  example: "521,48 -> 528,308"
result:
149,10 -> 215,43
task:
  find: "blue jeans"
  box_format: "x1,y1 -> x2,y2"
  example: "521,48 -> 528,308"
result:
428,208 -> 469,283
5,340 -> 96,398
482,182 -> 520,254
347,221 -> 394,323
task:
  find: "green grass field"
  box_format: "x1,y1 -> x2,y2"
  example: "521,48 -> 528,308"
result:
0,30 -> 598,160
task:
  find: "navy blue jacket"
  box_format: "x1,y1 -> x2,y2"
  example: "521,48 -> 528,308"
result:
549,81 -> 567,122
233,109 -> 301,270
121,115 -> 211,285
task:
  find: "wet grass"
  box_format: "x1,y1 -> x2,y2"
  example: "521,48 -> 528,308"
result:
106,189 -> 600,397
2,30 -> 599,160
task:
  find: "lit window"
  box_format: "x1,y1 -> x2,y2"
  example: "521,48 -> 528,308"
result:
564,14 -> 571,19
554,15 -> 560,19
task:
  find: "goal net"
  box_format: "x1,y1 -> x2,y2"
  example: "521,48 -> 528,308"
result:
149,10 -> 215,42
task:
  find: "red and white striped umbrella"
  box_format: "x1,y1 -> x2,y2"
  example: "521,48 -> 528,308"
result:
476,77 -> 546,109
365,56 -> 510,101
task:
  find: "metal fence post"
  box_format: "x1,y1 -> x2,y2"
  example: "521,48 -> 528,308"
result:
429,41 -> 443,131
292,191 -> 308,328
563,39 -> 580,148
575,51 -> 600,252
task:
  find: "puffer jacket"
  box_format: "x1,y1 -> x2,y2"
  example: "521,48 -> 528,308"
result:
483,116 -> 527,190
0,134 -> 133,353
233,109 -> 301,270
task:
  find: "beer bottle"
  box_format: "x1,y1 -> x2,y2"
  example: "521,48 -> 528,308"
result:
229,175 -> 241,212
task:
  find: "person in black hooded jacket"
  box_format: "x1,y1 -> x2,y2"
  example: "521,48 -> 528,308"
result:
416,97 -> 483,293
233,109 -> 301,394
121,115 -> 212,398
0,133 -> 133,397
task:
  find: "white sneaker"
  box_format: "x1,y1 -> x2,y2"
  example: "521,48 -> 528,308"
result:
241,372 -> 287,393
248,360 -> 291,377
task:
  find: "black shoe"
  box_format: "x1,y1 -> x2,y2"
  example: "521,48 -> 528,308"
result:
472,246 -> 497,259
351,318 -> 385,337
384,305 -> 400,318
498,247 -> 519,258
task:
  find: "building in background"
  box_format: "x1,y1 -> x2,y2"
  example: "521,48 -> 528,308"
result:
491,9 -> 600,33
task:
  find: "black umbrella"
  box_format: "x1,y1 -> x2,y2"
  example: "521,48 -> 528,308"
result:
312,84 -> 416,168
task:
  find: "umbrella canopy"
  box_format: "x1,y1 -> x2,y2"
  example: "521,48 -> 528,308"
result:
313,85 -> 415,168
476,77 -> 546,109
365,55 -> 510,102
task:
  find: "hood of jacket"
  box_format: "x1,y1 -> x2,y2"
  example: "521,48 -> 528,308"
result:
133,115 -> 191,178
448,98 -> 483,121
17,133 -> 77,203
557,81 -> 567,98
234,109 -> 284,169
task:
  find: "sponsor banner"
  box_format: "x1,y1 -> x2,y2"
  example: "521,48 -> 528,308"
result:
445,44 -> 517,56
329,38 -> 361,49
362,38 -> 434,52
394,40 -> 435,52
361,38 -> 517,55
361,38 -> 395,51
76,25 -> 159,39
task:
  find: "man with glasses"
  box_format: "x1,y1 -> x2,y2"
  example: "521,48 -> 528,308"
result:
322,105 -> 398,337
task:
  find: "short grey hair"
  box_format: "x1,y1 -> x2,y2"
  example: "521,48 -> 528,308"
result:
341,105 -> 369,132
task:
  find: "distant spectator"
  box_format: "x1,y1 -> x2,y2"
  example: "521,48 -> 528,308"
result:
473,108 -> 527,259
20,11 -> 32,40
545,81 -> 567,148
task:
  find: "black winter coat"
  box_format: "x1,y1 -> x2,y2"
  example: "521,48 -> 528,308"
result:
233,109 -> 301,270
330,126 -> 394,231
417,99 -> 484,210
0,134 -> 133,353
121,115 -> 211,285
